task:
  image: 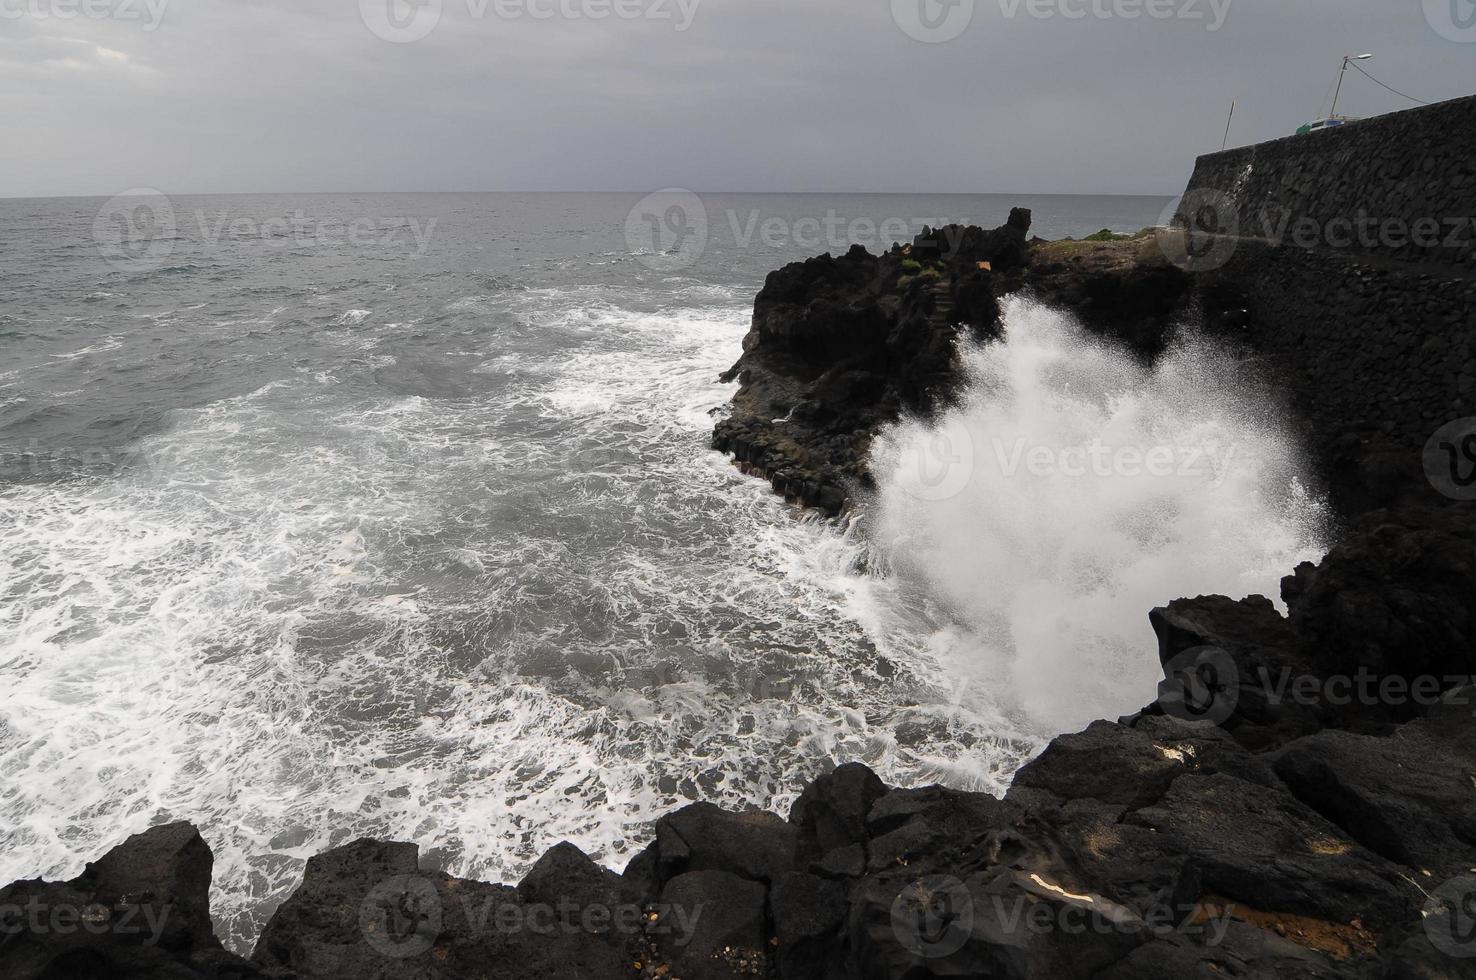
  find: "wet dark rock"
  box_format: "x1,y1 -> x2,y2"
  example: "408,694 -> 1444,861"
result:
626,801 -> 798,895
770,872 -> 847,979
0,822 -> 256,980
1124,773 -> 1420,931
1011,719 -> 1187,810
1095,920 -> 1357,980
1286,508 -> 1476,696
1270,729 -> 1476,878
712,211 -> 1032,514
814,844 -> 866,880
250,836 -> 636,980
1013,237 -> 1195,359
654,871 -> 768,980
789,762 -> 888,871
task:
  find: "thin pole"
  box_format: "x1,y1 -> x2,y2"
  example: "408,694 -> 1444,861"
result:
1331,56 -> 1349,118
1221,100 -> 1236,150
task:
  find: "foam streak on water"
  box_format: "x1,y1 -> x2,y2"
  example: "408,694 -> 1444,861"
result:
868,297 -> 1328,734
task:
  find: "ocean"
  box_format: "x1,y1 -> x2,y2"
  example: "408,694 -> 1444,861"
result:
0,191 -> 1326,952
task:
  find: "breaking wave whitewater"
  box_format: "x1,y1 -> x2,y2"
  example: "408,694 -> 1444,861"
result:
867,297 -> 1329,734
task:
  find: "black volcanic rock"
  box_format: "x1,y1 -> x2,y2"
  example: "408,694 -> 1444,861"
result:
250,836 -> 637,980
1123,773 -> 1420,931
711,212 -> 1031,513
0,822 -> 257,980
1270,727 -> 1476,879
623,801 -> 799,894
1285,507 -> 1476,693
771,871 -> 847,979
711,213 -> 1202,514
1016,238 -> 1194,360
788,762 -> 888,871
652,870 -> 768,979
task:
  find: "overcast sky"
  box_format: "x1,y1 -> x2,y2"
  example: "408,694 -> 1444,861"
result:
2,0 -> 1470,198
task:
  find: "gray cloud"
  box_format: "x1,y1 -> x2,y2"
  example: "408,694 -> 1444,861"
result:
0,0 -> 1469,197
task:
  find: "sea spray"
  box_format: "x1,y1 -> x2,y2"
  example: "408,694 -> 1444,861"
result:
867,297 -> 1328,735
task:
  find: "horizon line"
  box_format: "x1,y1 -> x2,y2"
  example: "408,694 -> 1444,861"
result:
0,188 -> 1184,202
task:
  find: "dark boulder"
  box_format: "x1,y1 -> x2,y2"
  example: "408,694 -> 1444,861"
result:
0,822 -> 257,980
770,872 -> 848,979
1286,507 -> 1476,700
650,870 -> 769,980
1011,720 -> 1189,810
624,802 -> 798,897
1125,773 -> 1421,931
251,836 -> 637,980
788,762 -> 888,872
1270,728 -> 1476,878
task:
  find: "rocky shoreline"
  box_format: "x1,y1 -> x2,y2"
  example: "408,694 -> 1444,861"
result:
4,214 -> 1475,979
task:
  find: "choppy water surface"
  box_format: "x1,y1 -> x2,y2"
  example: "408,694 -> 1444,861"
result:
0,192 -> 1323,951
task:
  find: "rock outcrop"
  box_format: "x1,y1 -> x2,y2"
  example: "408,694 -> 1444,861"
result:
710,209 -> 1034,514
0,822 -> 259,979
711,213 -> 1197,514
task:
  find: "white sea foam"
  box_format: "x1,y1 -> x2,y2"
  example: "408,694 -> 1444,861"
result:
49,336 -> 124,359
0,288 -> 1024,955
1,283 -> 1316,956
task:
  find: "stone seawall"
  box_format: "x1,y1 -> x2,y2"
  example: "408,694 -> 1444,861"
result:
1180,94 -> 1476,271
1177,95 -> 1476,513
